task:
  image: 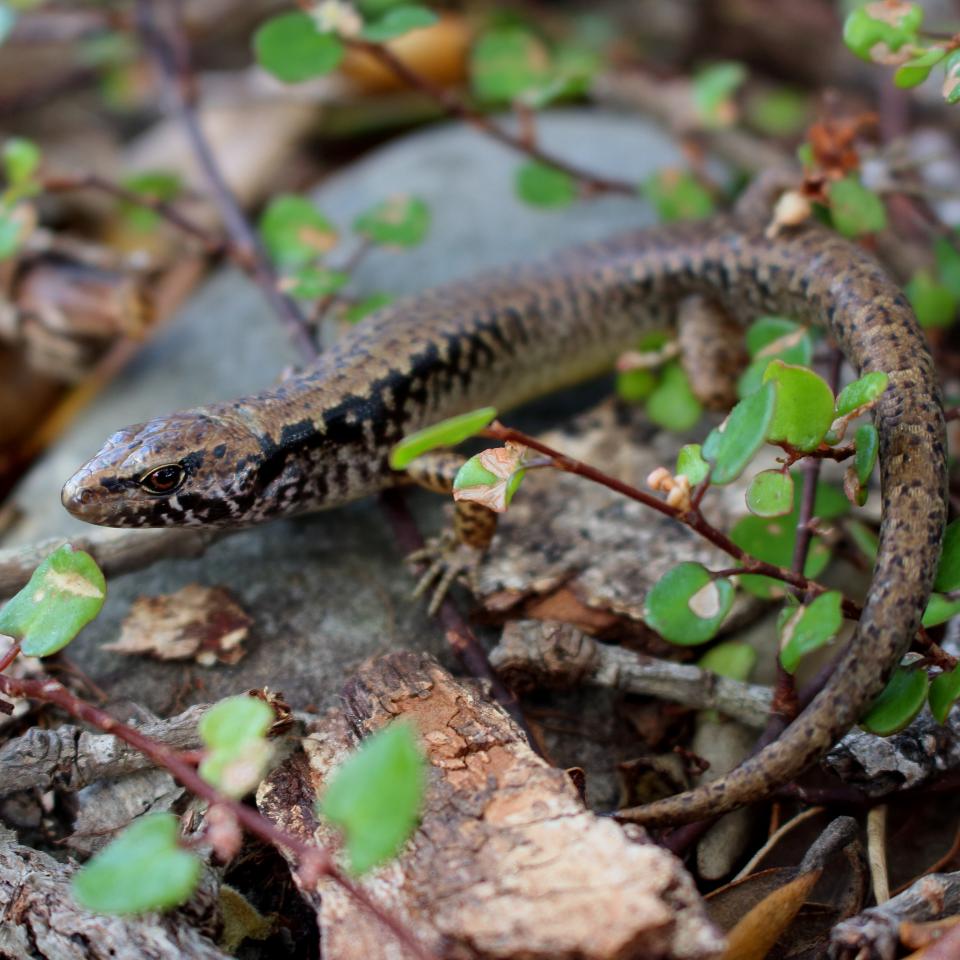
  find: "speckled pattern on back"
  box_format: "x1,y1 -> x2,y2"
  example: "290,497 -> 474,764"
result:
62,216 -> 947,825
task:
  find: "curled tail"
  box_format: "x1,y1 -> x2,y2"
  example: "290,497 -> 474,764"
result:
620,221 -> 948,827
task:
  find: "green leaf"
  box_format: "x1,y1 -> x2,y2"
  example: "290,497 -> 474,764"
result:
836,371 -> 888,416
934,518 -> 960,592
746,469 -> 794,518
828,176 -> 887,237
676,443 -> 710,486
470,27 -> 551,103
0,209 -> 23,260
861,664 -> 929,736
738,317 -> 814,398
846,517 -> 879,564
779,591 -> 844,674
942,48 -> 960,104
199,695 -> 273,748
745,87 -> 810,137
72,813 -> 201,915
354,195 -> 430,247
321,721 -> 426,874
453,454 -> 525,506
118,170 -> 181,231
906,269 -> 957,329
358,0 -> 408,15
253,12 -> 344,84
731,502 -> 832,599
0,544 -> 106,656
198,696 -> 274,798
287,265 -> 349,300
645,562 -> 734,646
698,641 -> 756,682
344,292 -> 394,323
703,382 -> 776,485
842,3 -> 923,62
514,161 -> 576,209
922,593 -> 960,628
894,45 -> 947,88
646,362 -> 702,431
615,368 -> 657,403
933,237 -> 960,299
854,423 -> 879,487
929,664 -> 960,724
389,407 -> 497,470
259,195 -> 337,269
642,170 -> 715,222
692,61 -> 746,126
3,136 -> 40,185
361,5 -> 437,41
763,360 -> 835,451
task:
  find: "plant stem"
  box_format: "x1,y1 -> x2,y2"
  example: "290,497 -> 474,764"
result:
345,39 -> 637,198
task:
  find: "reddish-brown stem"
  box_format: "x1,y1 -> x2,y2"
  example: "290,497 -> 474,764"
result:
0,641 -> 22,673
134,0 -> 319,361
42,173 -> 222,252
344,39 -> 637,198
0,670 -> 438,960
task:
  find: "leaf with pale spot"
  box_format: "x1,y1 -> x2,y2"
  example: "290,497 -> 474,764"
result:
259,195 -> 337,268
746,469 -> 794,518
779,591 -> 843,673
0,544 -> 105,656
354,196 -> 430,247
645,562 -> 734,646
199,696 -> 274,798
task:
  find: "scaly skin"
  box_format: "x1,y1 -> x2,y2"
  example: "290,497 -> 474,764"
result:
62,216 -> 947,826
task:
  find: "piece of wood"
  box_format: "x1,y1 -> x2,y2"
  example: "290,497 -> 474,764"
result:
258,651 -> 724,960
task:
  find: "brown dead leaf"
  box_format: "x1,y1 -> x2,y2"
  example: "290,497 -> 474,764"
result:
106,584 -> 252,666
721,869 -> 821,960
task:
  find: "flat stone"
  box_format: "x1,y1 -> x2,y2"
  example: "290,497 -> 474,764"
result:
7,110 -> 689,712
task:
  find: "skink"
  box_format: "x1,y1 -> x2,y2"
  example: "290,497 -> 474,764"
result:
61,215 -> 947,826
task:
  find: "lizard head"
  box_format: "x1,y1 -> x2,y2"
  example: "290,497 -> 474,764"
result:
61,410 -> 267,527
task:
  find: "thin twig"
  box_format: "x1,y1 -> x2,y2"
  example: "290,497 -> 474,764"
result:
344,39 -> 637,198
134,0 -> 319,360
0,670 -> 438,960
42,173 -> 222,252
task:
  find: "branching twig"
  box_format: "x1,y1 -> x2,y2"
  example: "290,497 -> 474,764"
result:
42,173 -> 222,252
0,670 -> 438,960
344,39 -> 637,198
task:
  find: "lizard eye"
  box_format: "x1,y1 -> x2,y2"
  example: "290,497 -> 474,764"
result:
139,463 -> 185,495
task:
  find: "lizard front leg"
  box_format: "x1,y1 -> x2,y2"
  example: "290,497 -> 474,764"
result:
404,451 -> 498,614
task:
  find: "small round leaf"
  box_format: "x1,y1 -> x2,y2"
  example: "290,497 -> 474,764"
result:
72,813 -> 201,915
835,371 -> 888,416
779,590 -> 844,674
321,721 -> 426,874
860,665 -> 929,736
906,270 -> 957,329
616,368 -> 657,403
642,170 -> 715,222
929,665 -> 960,724
698,641 -> 756,682
763,360 -> 835,451
828,176 -> 887,237
0,544 -> 106,656
676,443 -> 710,486
3,136 -> 40,185
470,27 -> 551,103
746,469 -> 794,518
646,362 -> 702,431
644,562 -> 734,646
259,195 -> 337,268
361,5 -> 437,41
354,195 -> 430,247
253,12 -> 344,84
515,161 -> 576,209
703,381 -> 776,485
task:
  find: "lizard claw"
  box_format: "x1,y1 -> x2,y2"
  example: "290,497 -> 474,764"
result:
408,532 -> 485,615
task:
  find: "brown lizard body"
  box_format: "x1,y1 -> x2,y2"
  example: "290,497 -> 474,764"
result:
61,215 -> 947,825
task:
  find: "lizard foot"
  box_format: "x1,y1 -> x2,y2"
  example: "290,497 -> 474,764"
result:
408,532 -> 485,615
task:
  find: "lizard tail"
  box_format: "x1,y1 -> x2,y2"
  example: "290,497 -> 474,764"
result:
619,225 -> 948,827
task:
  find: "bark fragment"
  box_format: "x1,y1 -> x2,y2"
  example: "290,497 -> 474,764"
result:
258,651 -> 724,960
